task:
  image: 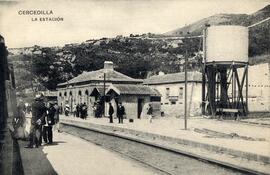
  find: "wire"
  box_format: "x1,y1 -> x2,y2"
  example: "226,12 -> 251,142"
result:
247,17 -> 270,28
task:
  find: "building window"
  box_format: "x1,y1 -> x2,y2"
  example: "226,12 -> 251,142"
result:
166,88 -> 170,98
164,102 -> 169,105
179,87 -> 183,99
171,101 -> 176,105
151,96 -> 161,102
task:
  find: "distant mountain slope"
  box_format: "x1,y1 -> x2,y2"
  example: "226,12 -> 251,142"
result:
165,14 -> 248,36
164,5 -> 270,57
164,5 -> 270,36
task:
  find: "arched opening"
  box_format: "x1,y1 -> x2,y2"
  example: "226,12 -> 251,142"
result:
78,90 -> 82,104
69,91 -> 73,111
85,90 -> 90,111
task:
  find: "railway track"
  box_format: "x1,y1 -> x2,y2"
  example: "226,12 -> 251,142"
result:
60,122 -> 261,175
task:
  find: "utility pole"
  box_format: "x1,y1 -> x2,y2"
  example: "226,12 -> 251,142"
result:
103,72 -> 106,117
184,49 -> 188,130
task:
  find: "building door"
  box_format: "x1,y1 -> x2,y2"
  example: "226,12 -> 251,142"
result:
137,98 -> 144,119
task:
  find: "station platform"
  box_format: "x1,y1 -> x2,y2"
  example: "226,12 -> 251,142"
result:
18,131 -> 158,175
59,115 -> 270,174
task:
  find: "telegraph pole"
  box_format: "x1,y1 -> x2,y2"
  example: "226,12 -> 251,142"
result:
103,72 -> 106,117
184,49 -> 188,130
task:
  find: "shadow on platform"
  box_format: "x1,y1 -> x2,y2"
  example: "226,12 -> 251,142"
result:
43,141 -> 66,146
18,140 -> 58,175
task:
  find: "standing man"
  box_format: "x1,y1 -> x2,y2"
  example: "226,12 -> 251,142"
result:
73,103 -> 77,117
43,102 -> 55,144
25,94 -> 46,148
54,102 -> 60,132
117,103 -> 125,124
108,102 -> 114,123
147,104 -> 153,123
79,103 -> 83,119
76,104 -> 80,117
81,102 -> 88,120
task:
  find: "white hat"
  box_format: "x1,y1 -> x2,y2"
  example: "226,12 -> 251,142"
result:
35,94 -> 41,99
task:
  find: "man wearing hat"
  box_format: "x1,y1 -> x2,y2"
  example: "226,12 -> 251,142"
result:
25,94 -> 46,148
117,102 -> 125,124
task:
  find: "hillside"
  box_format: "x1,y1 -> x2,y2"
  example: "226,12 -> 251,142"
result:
8,5 -> 270,93
8,37 -> 202,91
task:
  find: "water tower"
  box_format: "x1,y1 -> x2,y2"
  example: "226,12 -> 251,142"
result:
202,26 -> 249,117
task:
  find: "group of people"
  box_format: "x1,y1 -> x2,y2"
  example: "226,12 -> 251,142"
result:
63,103 -> 88,119
62,100 -> 153,124
25,94 -> 60,148
93,102 -> 103,118
73,103 -> 88,119
109,103 -> 154,123
108,102 -> 125,123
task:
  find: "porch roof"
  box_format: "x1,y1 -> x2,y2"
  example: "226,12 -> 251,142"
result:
143,71 -> 202,85
106,84 -> 160,96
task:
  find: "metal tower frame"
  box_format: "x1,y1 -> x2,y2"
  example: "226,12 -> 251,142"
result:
202,61 -> 248,118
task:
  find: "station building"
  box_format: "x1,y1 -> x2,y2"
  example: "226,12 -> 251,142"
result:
143,71 -> 202,117
143,62 -> 270,118
239,63 -> 270,112
56,61 -> 160,119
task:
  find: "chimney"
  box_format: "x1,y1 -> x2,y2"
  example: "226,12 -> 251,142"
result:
158,71 -> 165,76
104,61 -> 114,71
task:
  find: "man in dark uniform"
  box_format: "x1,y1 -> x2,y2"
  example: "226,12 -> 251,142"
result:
108,102 -> 114,123
117,103 -> 125,124
76,104 -> 80,117
25,94 -> 46,148
81,102 -> 88,119
43,102 -> 55,144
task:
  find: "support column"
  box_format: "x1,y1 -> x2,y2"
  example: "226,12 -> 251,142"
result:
246,65 -> 249,115
220,68 -> 228,108
202,67 -> 206,115
207,66 -> 216,116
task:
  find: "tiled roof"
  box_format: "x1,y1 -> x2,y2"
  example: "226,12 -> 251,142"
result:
143,71 -> 202,85
58,69 -> 143,86
107,84 -> 160,96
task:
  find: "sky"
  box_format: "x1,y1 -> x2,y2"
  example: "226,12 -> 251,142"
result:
0,0 -> 269,48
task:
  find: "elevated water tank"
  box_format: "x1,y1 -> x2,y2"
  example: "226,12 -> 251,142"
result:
205,26 -> 248,64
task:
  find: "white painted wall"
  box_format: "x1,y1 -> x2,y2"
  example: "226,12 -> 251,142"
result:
148,82 -> 202,117
238,63 -> 270,112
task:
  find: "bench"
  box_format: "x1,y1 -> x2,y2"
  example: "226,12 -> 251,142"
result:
216,108 -> 240,120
